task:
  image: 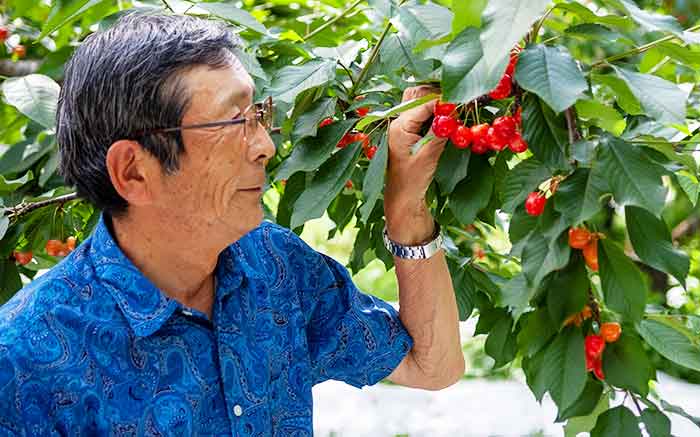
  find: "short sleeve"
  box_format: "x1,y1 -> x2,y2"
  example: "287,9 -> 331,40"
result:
294,243 -> 414,389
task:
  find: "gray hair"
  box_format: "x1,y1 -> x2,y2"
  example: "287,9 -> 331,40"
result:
56,12 -> 243,217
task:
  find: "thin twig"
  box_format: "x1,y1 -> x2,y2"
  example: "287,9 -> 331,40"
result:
592,23 -> 700,68
161,0 -> 175,13
564,107 -> 582,144
5,193 -> 80,221
349,22 -> 392,98
628,391 -> 644,416
304,0 -> 364,41
337,60 -> 357,89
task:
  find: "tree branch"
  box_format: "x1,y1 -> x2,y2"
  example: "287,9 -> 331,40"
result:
5,193 -> 80,222
564,106 -> 582,144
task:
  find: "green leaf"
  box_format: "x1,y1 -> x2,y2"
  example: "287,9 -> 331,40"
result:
591,73 -> 644,116
0,259 -> 22,304
0,171 -> 34,193
440,27 -> 485,104
533,327 -> 587,412
501,159 -> 551,213
291,97 -> 337,144
231,47 -> 268,81
290,142 -> 361,228
2,75 -> 60,129
640,409 -> 671,437
435,145 -> 470,195
485,313 -> 518,369
591,406 -> 642,437
613,67 -> 687,125
603,330 -> 655,397
391,3 -> 453,60
448,155 -> 493,225
596,135 -> 667,216
625,205 -> 689,286
359,134 -> 389,223
313,40 -> 367,69
448,261 -> 478,321
521,211 -> 571,288
677,171 -> 700,206
355,93 -> 438,131
599,239 -> 647,323
608,0 -> 682,35
557,378 -> 604,422
498,273 -> 537,323
40,0 -> 107,39
521,96 -> 571,172
275,119 -> 356,181
637,319 -> 700,372
575,99 -> 627,136
555,3 -> 635,30
564,393 -> 610,437
517,307 -> 557,358
266,59 -> 336,104
451,0 -> 487,33
514,45 -> 588,113
197,2 -> 268,34
553,168 -> 609,225
547,257 -> 589,330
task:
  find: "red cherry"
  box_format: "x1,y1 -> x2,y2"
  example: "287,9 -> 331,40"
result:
524,192 -> 546,216
432,116 -> 458,138
12,251 -> 32,266
365,145 -> 377,160
486,127 -> 507,152
319,117 -> 334,128
354,132 -> 370,149
354,95 -> 370,117
337,133 -> 354,149
0,27 -> 9,42
434,102 -> 457,117
450,125 -> 473,149
585,354 -> 596,372
593,358 -> 605,380
585,335 -> 606,359
345,180 -> 354,189
508,133 -> 528,153
492,116 -> 517,140
505,51 -> 520,76
489,74 -> 513,100
45,239 -> 63,257
470,123 -> 490,154
66,236 -> 77,252
12,45 -> 26,59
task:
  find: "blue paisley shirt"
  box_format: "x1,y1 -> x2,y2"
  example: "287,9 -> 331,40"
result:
0,214 -> 413,436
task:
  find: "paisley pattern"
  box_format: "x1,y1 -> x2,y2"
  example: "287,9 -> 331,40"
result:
0,214 -> 413,436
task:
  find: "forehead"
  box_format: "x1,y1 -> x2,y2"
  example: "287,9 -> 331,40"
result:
179,57 -> 255,111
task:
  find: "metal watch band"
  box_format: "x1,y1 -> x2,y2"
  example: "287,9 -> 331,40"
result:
382,222 -> 443,260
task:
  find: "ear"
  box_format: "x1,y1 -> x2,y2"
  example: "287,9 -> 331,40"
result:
105,140 -> 157,207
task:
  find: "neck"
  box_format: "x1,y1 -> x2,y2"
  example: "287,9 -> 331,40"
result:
109,209 -> 227,318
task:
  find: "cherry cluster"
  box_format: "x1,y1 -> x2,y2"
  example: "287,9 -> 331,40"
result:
45,237 -> 77,258
319,117 -> 378,160
0,26 -> 26,58
488,45 -> 521,100
568,227 -> 600,271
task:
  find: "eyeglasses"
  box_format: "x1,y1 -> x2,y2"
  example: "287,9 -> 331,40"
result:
133,96 -> 280,139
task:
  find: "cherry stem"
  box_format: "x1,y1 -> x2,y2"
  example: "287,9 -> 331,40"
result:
628,390 -> 644,416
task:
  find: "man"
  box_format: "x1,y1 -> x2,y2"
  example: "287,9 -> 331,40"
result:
0,12 -> 463,436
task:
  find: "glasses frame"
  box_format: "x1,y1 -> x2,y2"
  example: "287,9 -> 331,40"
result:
133,96 -> 279,138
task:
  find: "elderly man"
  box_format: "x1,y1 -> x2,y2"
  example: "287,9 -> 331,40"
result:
0,12 -> 462,436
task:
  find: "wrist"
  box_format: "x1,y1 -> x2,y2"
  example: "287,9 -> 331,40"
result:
384,200 -> 435,245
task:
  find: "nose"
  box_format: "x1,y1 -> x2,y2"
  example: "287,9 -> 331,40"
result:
247,126 -> 276,165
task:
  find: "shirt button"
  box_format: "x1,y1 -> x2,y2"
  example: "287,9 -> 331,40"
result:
233,405 -> 243,417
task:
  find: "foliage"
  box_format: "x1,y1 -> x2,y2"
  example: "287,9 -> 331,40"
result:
2,0 -> 700,434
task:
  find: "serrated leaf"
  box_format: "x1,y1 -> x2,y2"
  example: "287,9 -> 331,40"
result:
547,257 -> 589,329
197,2 -> 268,34
435,145 -> 470,195
291,97 -> 337,144
613,67 -> 687,124
554,168 -> 609,225
501,159 -> 551,213
591,406 -> 642,437
603,330 -> 655,397
447,261 -> 477,321
521,96 -> 571,172
596,135 -> 667,216
640,409 -> 671,437
625,205 -> 689,286
2,75 -> 60,129
637,319 -> 700,372
515,45 -> 588,113
359,134 -> 389,223
599,239 -> 647,323
266,59 -> 336,104
290,142 -> 361,228
448,155 -> 493,225
275,119 -> 356,181
533,327 -> 587,412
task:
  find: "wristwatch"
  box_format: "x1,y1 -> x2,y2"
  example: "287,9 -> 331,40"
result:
382,222 -> 444,260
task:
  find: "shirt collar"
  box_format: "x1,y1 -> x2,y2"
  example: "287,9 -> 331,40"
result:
89,213 -> 246,337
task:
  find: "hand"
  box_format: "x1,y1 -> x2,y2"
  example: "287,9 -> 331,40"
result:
384,86 -> 447,244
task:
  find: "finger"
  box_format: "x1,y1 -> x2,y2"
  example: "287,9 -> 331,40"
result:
396,99 -> 438,134
415,130 -> 448,162
402,85 -> 442,103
